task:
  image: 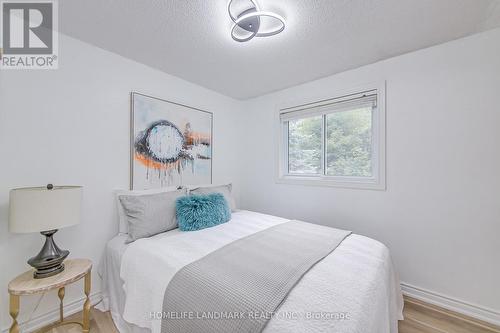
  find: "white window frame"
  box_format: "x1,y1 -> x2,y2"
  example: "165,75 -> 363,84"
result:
275,82 -> 386,190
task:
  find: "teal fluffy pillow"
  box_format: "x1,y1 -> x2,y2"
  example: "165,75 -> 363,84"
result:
176,193 -> 231,231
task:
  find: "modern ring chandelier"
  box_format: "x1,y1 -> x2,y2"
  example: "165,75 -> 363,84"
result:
228,0 -> 285,42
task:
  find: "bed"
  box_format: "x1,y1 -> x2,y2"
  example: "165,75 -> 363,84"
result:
98,210 -> 403,333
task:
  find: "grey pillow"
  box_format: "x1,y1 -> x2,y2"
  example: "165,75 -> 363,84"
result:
189,184 -> 236,212
119,189 -> 186,243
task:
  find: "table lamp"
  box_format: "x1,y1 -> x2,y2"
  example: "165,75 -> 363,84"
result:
9,184 -> 83,279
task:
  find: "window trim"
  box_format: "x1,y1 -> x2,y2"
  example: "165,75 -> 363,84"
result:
275,82 -> 386,190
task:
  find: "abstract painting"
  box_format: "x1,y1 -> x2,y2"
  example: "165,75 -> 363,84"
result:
130,92 -> 212,189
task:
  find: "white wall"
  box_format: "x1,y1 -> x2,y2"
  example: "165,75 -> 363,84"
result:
238,27 -> 500,320
0,34 -> 241,331
1,23 -> 500,332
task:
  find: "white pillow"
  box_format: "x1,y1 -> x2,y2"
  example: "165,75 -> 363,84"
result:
115,186 -> 184,234
119,190 -> 186,243
189,183 -> 236,212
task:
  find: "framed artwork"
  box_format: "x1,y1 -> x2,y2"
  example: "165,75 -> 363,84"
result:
130,92 -> 213,189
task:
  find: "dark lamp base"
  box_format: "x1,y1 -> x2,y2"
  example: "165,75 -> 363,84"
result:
28,229 -> 70,279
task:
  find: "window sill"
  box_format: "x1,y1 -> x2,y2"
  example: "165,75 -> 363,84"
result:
276,175 -> 386,191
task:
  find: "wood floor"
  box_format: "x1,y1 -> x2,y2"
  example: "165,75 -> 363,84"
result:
33,309 -> 116,333
36,296 -> 500,333
400,297 -> 500,333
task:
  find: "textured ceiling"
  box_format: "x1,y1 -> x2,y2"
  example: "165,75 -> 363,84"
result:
59,0 -> 500,99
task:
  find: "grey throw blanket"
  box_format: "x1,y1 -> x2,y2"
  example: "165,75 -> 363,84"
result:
161,220 -> 351,333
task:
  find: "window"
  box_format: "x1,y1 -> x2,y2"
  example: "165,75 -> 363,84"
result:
288,115 -> 322,174
277,86 -> 385,189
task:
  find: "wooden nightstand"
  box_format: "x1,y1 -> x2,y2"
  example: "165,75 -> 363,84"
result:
8,258 -> 92,333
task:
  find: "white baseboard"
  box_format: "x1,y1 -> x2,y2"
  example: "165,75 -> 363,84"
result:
2,292 -> 102,333
401,282 -> 500,327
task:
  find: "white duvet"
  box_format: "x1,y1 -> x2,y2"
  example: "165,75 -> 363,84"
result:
115,210 -> 403,333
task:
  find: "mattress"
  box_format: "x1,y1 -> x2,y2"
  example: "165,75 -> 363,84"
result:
98,234 -> 149,333
98,210 -> 403,333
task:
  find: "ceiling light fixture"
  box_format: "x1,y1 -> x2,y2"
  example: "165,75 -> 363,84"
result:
228,0 -> 285,42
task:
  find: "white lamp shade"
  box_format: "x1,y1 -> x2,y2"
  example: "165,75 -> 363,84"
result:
9,186 -> 82,233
